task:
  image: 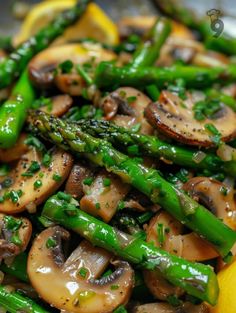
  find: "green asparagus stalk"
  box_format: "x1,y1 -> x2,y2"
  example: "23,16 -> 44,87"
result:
94,61 -> 236,89
0,0 -> 90,89
29,111 -> 236,257
74,119 -> 236,176
0,69 -> 35,148
0,285 -> 49,313
129,17 -> 171,68
206,88 -> 236,112
0,253 -> 28,283
42,193 -> 219,305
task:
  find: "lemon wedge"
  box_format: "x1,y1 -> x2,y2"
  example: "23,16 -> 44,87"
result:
14,1 -> 119,46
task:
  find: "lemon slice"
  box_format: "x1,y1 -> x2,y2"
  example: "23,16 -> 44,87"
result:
210,258 -> 236,313
14,1 -> 119,46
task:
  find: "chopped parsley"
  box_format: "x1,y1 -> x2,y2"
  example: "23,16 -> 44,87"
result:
83,177 -> 94,186
103,178 -> 111,187
4,215 -> 22,231
42,153 -> 52,167
59,60 -> 74,73
0,164 -> 10,177
24,135 -> 45,152
46,237 -> 57,249
78,267 -> 88,278
34,179 -> 42,190
204,123 -> 222,145
157,223 -> 165,246
52,173 -> 62,182
21,161 -> 40,177
126,96 -> 137,104
193,99 -> 221,121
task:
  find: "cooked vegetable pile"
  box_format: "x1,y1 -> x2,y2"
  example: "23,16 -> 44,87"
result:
0,1 -> 236,312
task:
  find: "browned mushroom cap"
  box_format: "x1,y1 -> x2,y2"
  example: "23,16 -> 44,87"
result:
192,50 -> 229,68
132,302 -> 209,313
28,43 -> 116,90
80,169 -> 130,222
0,148 -> 73,214
39,94 -> 73,117
0,133 -> 29,163
183,177 -> 236,230
0,213 -> 32,260
28,226 -> 134,313
145,90 -> 236,147
101,87 -> 153,135
65,162 -> 93,199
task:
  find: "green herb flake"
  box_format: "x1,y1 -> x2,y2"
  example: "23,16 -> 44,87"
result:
42,153 -> 52,167
57,191 -> 72,202
78,267 -> 88,278
4,215 -> 22,232
83,177 -> 94,186
117,200 -> 125,211
110,284 -> 119,290
130,123 -> 141,133
204,123 -> 222,145
157,223 -> 165,246
24,135 -> 45,152
46,237 -> 57,249
137,212 -> 154,224
59,60 -> 74,74
0,164 -> 10,177
11,234 -> 22,246
220,186 -> 228,196
34,179 -> 42,190
21,161 -> 40,177
103,178 -> 111,187
95,202 -> 101,210
167,295 -> 182,307
126,96 -> 137,104
53,173 -> 62,182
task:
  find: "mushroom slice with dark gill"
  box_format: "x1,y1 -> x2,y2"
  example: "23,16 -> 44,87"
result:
183,177 -> 236,231
0,147 -> 73,214
28,226 -> 134,313
100,87 -> 153,135
28,43 -> 116,91
145,90 -> 236,147
0,213 -> 32,260
132,302 -> 209,313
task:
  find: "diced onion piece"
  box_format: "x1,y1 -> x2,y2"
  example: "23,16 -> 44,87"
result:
192,151 -> 206,164
216,144 -> 236,161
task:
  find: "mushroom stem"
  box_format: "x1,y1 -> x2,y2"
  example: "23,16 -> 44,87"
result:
41,192 -> 219,305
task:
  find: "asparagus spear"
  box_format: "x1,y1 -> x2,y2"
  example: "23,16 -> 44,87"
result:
206,88 -> 236,112
42,193 -> 219,305
29,111 -> 236,257
0,69 -> 35,148
0,0 -> 90,89
74,119 -> 236,176
0,253 -> 28,283
0,285 -> 49,313
129,17 -> 171,68
94,61 -> 236,89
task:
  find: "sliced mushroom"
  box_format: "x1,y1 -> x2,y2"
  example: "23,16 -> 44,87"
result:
132,302 -> 209,313
146,211 -> 217,262
101,87 -> 153,135
183,177 -> 236,231
145,90 -> 236,147
65,162 -> 93,199
39,94 -> 73,117
28,226 -> 134,313
80,169 -> 130,222
0,148 -> 73,214
0,133 -> 29,163
28,43 -> 116,91
192,50 -> 229,68
0,213 -> 32,260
